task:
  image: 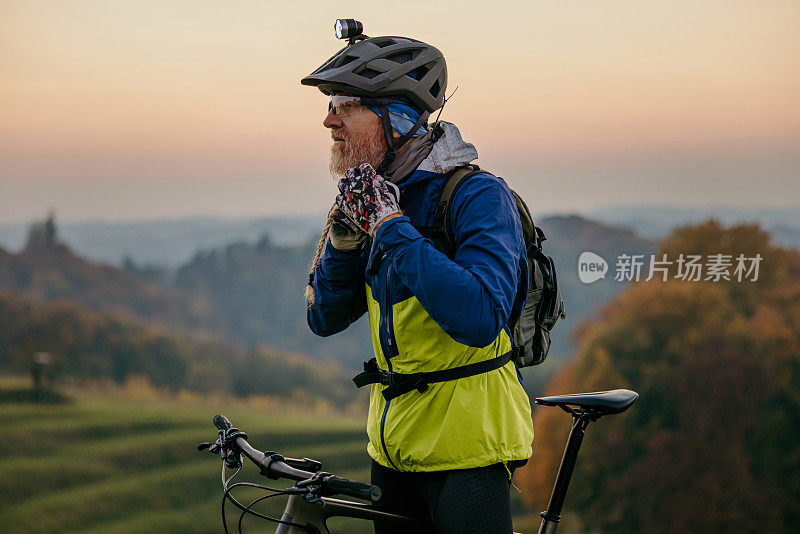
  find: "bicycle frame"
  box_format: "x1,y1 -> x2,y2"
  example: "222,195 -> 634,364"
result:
274,494 -> 415,534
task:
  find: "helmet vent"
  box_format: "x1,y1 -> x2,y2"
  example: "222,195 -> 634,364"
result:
372,39 -> 396,48
336,55 -> 358,68
358,68 -> 382,80
429,79 -> 441,98
386,49 -> 422,65
407,65 -> 429,80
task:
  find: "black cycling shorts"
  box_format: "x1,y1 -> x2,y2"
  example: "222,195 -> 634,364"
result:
370,460 -> 513,534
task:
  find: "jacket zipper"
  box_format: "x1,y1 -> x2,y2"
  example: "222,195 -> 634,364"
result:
377,256 -> 398,359
379,373 -> 399,470
379,260 -> 399,469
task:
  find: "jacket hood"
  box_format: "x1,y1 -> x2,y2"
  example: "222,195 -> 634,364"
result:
417,121 -> 478,175
384,121 -> 478,186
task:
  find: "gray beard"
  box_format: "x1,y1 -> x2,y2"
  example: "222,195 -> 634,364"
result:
329,129 -> 387,178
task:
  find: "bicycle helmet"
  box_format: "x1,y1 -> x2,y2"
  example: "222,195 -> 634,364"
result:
301,35 -> 447,113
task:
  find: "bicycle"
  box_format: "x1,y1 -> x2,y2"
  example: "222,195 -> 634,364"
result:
199,388 -> 638,533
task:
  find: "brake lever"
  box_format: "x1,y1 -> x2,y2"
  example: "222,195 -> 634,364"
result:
198,427 -> 245,469
197,434 -> 224,456
213,428 -> 242,469
197,441 -> 222,454
294,472 -> 332,503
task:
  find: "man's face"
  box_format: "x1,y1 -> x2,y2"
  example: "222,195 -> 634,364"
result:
324,95 -> 387,177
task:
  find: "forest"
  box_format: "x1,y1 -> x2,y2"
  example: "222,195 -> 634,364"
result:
516,220 -> 800,532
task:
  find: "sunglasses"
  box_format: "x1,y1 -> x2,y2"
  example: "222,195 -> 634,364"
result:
328,95 -> 364,116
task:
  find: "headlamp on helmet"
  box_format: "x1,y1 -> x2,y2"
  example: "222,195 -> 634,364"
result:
334,19 -> 365,44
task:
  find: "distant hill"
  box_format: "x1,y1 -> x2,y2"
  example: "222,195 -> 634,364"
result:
539,214 -> 656,349
0,215 -> 327,268
590,205 -> 800,250
171,235 -> 373,370
0,221 -> 214,335
0,289 -> 353,403
0,214 -> 657,384
2,207 -> 796,268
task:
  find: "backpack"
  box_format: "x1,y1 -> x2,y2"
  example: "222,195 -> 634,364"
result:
429,165 -> 565,367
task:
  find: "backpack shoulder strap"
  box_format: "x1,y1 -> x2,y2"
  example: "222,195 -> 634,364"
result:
509,189 -> 542,249
432,164 -> 485,256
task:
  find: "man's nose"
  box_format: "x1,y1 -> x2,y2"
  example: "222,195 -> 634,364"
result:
323,109 -> 341,129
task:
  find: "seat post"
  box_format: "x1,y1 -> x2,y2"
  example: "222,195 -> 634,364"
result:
538,412 -> 593,534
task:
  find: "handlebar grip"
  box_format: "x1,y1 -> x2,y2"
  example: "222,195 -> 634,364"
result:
213,414 -> 233,431
324,475 -> 382,502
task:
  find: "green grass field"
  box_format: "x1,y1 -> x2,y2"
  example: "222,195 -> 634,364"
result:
1,377 -> 543,533
1,376 -> 373,533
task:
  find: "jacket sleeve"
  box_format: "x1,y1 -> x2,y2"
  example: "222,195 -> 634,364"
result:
306,241 -> 368,337
372,174 -> 524,347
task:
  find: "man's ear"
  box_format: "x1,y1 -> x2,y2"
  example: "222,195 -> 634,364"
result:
392,129 -> 401,140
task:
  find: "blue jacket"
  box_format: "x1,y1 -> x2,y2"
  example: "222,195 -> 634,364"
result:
308,123 -> 533,471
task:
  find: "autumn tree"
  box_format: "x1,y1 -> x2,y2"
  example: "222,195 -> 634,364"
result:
516,221 -> 800,533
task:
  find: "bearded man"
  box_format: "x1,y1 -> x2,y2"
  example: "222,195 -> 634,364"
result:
303,28 -> 533,534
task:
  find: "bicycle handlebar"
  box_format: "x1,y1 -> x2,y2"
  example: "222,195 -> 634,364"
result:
211,414 -> 381,502
320,475 -> 381,502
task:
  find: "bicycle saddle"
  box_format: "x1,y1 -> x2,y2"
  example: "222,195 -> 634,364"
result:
535,389 -> 639,415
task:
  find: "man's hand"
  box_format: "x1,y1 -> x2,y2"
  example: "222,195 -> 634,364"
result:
336,163 -> 402,236
329,206 -> 368,252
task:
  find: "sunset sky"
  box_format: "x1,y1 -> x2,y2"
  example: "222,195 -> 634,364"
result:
1,0 -> 798,224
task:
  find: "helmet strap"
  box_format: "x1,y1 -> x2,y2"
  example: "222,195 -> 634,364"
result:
377,104 -> 397,175
395,110 -> 430,150
375,104 -> 430,175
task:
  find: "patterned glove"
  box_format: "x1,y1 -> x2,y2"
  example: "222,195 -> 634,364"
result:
328,206 -> 368,252
335,163 -> 402,236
